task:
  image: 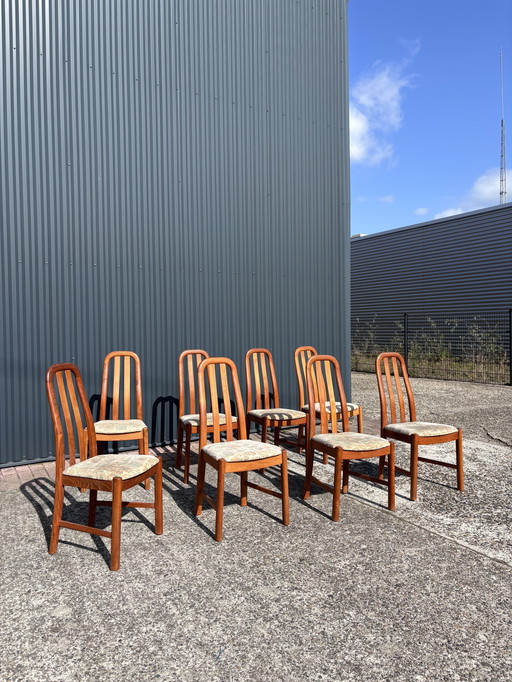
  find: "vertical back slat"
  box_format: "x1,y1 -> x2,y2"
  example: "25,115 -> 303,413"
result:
56,371 -> 76,466
261,353 -> 270,408
220,364 -> 233,441
187,353 -> 196,414
208,364 -> 220,442
253,353 -> 262,409
112,356 -> 121,420
392,356 -> 407,422
123,357 -> 131,419
383,358 -> 396,424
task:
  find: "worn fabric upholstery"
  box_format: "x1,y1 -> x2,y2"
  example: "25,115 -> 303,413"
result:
248,408 -> 306,420
94,419 -> 146,435
301,401 -> 359,414
180,412 -> 238,427
313,432 -> 389,452
64,453 -> 159,480
385,421 -> 458,437
203,440 -> 281,462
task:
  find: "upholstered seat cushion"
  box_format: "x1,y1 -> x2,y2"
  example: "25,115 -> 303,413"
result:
94,419 -> 146,435
180,413 -> 238,427
248,408 -> 306,421
64,453 -> 159,480
384,421 -> 458,438
202,439 -> 282,462
313,432 -> 389,452
301,401 -> 359,414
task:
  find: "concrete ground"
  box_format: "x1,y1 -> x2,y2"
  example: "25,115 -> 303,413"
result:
0,373 -> 511,681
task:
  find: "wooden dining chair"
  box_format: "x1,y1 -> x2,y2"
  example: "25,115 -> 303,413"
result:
46,363 -> 163,570
176,349 -> 237,484
194,357 -> 289,541
94,351 -> 151,489
294,345 -> 364,432
375,352 -> 464,501
245,348 -> 307,452
303,355 -> 395,521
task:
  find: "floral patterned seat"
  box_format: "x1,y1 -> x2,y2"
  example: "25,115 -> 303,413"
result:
248,408 -> 306,420
181,413 -> 237,427
94,419 -> 146,435
202,439 -> 282,463
313,432 -> 389,452
65,453 -> 160,480
384,421 -> 458,438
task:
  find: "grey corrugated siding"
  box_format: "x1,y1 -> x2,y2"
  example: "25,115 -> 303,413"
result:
0,0 -> 351,467
351,204 -> 512,316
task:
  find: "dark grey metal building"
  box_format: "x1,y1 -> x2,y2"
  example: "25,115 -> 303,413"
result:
1,0 -> 351,467
351,203 -> 512,317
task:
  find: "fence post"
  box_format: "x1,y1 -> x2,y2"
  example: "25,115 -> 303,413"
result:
509,309 -> 512,386
404,313 -> 409,367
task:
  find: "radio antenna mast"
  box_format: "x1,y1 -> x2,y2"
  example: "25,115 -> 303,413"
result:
500,49 -> 507,204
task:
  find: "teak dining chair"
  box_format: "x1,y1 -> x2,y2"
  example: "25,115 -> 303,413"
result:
245,348 -> 307,452
194,357 -> 289,541
176,349 -> 237,484
375,352 -> 464,501
95,351 -> 151,489
303,355 -> 395,521
294,345 -> 363,432
46,363 -> 163,571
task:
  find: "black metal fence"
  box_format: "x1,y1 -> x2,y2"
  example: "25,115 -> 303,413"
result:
351,311 -> 512,385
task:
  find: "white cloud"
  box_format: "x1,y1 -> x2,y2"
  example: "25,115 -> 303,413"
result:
379,195 -> 394,203
433,169 -> 501,219
414,207 -> 429,216
350,50 -> 418,166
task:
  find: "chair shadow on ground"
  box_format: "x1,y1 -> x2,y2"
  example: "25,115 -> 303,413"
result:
20,476 -> 157,568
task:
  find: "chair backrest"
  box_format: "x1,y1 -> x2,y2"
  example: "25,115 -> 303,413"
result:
245,348 -> 280,412
46,363 -> 97,475
306,355 -> 350,435
294,345 -> 317,409
197,357 -> 246,449
178,349 -> 210,417
99,351 -> 143,421
375,352 -> 416,430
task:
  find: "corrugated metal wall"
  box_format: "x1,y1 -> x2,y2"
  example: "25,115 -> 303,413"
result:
0,0 -> 351,467
351,204 -> 512,316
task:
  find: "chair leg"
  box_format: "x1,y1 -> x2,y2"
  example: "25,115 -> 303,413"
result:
297,424 -> 303,454
184,428 -> 192,484
342,459 -> 350,494
456,431 -> 464,491
281,451 -> 290,526
388,443 -> 395,511
377,455 -> 386,480
49,481 -> 64,554
88,489 -> 98,527
410,436 -> 419,501
303,444 -> 314,499
154,459 -> 164,534
357,407 -> 363,433
332,454 -> 342,522
142,428 -> 150,490
176,420 -> 184,469
110,476 -> 122,571
274,426 -> 280,447
240,471 -> 248,506
194,452 -> 206,516
215,460 -> 226,541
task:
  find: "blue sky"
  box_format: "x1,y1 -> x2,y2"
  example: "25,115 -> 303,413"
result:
348,0 -> 512,235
